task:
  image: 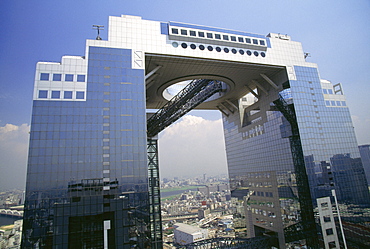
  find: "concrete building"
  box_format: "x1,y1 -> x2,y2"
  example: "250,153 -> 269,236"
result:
173,223 -> 208,245
22,14 -> 369,248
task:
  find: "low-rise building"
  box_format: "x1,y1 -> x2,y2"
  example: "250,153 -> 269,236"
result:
173,223 -> 208,245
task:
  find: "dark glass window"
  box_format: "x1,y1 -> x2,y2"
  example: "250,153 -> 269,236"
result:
261,52 -> 266,57
40,73 -> 49,81
207,46 -> 213,51
239,50 -> 245,55
254,51 -> 259,56
222,35 -> 229,41
76,91 -> 85,99
224,48 -> 229,53
181,29 -> 187,35
260,40 -> 266,46
199,45 -> 205,50
190,44 -> 196,49
231,49 -> 237,54
77,75 -> 85,82
65,74 -> 74,81
51,91 -> 60,99
238,37 -> 244,42
326,228 -> 333,235
253,39 -> 258,45
189,30 -> 196,36
246,38 -> 251,44
64,91 -> 73,99
181,43 -> 187,48
230,36 -> 236,41
198,31 -> 205,37
53,74 -> 62,81
215,34 -> 221,39
171,28 -> 178,34
207,33 -> 213,38
216,47 -> 221,52
38,90 -> 48,98
247,50 -> 252,56
323,216 -> 331,222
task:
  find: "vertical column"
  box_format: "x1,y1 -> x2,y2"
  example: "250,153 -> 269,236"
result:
147,138 -> 163,248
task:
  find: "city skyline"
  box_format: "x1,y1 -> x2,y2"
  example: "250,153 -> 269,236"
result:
1,1 -> 370,191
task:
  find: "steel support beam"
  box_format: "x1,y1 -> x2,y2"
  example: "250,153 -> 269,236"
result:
260,73 -> 279,89
147,79 -> 224,137
252,80 -> 268,95
273,94 -> 319,248
147,138 -> 163,248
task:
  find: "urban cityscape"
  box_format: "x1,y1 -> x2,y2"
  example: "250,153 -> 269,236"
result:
1,2 -> 370,249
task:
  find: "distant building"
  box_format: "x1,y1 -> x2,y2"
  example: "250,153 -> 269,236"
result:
359,144 -> 370,185
173,223 -> 208,245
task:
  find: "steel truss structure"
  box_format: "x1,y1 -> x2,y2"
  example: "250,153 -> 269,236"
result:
147,79 -> 224,137
175,236 -> 277,249
147,138 -> 163,248
273,94 -> 319,248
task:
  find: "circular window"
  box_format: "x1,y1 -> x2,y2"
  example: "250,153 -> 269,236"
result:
190,44 -> 196,49
181,43 -> 187,48
239,50 -> 245,55
207,46 -> 213,51
231,49 -> 237,54
216,47 -> 221,52
254,51 -> 259,56
224,48 -> 229,53
247,50 -> 252,56
261,52 -> 266,57
199,45 -> 205,50
172,42 -> 179,48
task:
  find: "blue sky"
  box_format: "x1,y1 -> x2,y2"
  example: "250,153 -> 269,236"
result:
0,0 -> 369,189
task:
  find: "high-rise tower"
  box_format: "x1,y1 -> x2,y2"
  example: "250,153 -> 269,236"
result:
22,15 -> 369,248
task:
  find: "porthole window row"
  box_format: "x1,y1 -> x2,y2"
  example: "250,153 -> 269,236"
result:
173,42 -> 266,57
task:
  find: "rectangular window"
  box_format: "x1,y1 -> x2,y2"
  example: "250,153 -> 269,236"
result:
341,101 -> 346,106
328,89 -> 333,94
238,37 -> 244,42
189,30 -> 196,36
51,91 -> 60,99
253,39 -> 258,44
215,34 -> 221,39
65,74 -> 74,81
53,74 -> 62,81
326,228 -> 333,236
323,89 -> 328,94
77,75 -> 85,82
336,101 -> 341,106
76,91 -> 85,99
222,35 -> 229,40
38,90 -> 48,98
325,101 -> 331,106
171,28 -> 178,34
260,40 -> 265,46
40,73 -> 49,81
206,33 -> 213,38
64,91 -> 73,99
181,29 -> 187,35
230,36 -> 236,41
323,216 -> 331,222
331,101 -> 336,106
246,38 -> 251,43
198,31 -> 205,37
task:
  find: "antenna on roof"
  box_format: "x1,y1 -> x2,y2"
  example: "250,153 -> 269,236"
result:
93,25 -> 104,40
